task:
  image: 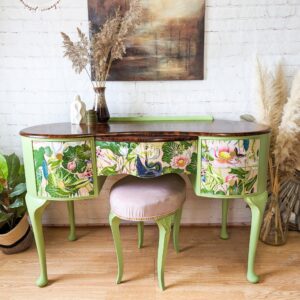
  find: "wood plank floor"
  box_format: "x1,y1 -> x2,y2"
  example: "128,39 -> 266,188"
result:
0,226 -> 299,300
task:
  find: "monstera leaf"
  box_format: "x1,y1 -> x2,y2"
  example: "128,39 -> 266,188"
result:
62,144 -> 91,173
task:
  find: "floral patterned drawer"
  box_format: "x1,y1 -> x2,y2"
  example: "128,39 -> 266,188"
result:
32,140 -> 96,198
200,139 -> 260,196
96,140 -> 198,177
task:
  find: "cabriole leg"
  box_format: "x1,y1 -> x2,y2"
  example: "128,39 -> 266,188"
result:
244,191 -> 268,283
109,212 -> 123,284
172,208 -> 183,253
137,221 -> 144,249
67,201 -> 76,241
220,199 -> 229,240
156,214 -> 173,291
26,194 -> 50,287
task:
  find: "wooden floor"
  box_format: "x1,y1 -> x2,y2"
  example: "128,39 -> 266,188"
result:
1,226 -> 300,300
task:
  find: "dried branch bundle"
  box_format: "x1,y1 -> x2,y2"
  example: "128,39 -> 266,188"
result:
61,0 -> 142,88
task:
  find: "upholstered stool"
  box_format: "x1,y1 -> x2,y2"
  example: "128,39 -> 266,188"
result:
109,174 -> 186,290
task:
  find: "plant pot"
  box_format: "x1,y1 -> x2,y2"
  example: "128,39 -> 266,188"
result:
0,214 -> 33,254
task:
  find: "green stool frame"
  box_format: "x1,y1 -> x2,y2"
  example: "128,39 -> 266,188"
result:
109,208 -> 183,291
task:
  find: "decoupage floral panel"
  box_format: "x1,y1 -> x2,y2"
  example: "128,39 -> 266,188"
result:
33,140 -> 95,198
200,139 -> 260,196
96,141 -> 198,178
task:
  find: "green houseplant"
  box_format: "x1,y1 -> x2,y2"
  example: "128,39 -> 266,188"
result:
0,153 -> 33,254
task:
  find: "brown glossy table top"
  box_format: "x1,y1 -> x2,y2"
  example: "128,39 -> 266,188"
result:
20,120 -> 270,142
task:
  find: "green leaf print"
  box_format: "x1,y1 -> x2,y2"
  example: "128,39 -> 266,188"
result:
44,146 -> 53,157
186,152 -> 197,174
62,144 -> 91,173
34,147 -> 45,169
244,175 -> 257,192
100,165 -> 117,176
162,166 -> 183,174
162,141 -> 191,163
35,168 -> 43,191
229,167 -> 249,179
45,167 -> 90,197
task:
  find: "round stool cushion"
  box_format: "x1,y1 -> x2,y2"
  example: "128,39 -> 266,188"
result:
110,174 -> 186,221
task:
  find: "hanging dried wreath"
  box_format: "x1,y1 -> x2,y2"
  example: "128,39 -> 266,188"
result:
19,0 -> 61,11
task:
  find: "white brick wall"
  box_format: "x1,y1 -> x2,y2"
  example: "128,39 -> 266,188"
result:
0,0 -> 299,225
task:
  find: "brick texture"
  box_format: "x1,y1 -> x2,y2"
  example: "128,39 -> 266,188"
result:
0,0 -> 299,225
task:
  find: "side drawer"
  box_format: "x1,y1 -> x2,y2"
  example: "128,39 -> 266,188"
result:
194,135 -> 269,197
96,140 -> 198,177
32,138 -> 98,199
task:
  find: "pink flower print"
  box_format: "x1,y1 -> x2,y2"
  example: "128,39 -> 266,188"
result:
96,147 -> 104,158
215,145 -> 236,164
171,155 -> 190,170
86,160 -> 92,170
225,174 -> 238,186
67,161 -> 76,171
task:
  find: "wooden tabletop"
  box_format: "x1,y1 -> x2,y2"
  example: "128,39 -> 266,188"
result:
20,120 -> 270,141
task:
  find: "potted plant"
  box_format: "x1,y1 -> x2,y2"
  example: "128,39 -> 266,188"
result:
0,153 -> 33,254
60,0 -> 142,123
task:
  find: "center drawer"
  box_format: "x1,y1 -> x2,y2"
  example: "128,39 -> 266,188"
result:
96,140 -> 198,177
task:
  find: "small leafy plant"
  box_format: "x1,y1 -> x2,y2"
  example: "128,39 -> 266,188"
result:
0,153 -> 27,232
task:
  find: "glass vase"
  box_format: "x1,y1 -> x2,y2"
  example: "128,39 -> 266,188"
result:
94,87 -> 110,123
260,193 -> 288,246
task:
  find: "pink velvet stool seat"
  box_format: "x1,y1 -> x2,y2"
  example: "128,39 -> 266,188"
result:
109,174 -> 186,290
110,174 -> 186,221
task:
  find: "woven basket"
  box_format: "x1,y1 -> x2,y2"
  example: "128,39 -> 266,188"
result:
0,214 -> 33,254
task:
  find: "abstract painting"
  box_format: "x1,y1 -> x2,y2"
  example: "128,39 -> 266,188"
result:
88,0 -> 205,81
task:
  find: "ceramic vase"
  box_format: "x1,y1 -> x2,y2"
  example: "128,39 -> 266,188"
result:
70,95 -> 86,124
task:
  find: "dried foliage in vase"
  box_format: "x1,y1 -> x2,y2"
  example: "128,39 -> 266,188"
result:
60,0 -> 142,88
257,60 -> 300,245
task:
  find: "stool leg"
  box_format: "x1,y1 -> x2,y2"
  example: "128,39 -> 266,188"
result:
220,199 -> 229,240
137,222 -> 144,249
156,214 -> 173,291
67,201 -> 76,241
173,208 -> 182,253
109,212 -> 123,284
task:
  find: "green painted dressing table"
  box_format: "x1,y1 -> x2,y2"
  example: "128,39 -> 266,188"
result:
20,117 -> 270,287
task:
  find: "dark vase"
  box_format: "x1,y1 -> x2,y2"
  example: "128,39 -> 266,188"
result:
94,87 -> 110,123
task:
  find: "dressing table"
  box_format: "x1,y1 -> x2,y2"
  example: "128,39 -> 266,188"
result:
20,117 -> 270,287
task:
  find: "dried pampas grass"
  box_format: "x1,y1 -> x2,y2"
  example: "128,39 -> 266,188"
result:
61,0 -> 142,88
257,60 -> 300,245
274,71 -> 300,177
256,60 -> 288,153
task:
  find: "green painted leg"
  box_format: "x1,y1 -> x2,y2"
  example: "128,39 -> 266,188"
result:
109,212 -> 123,284
156,214 -> 173,291
220,199 -> 229,240
244,191 -> 268,283
67,201 -> 76,241
26,194 -> 50,287
137,221 -> 144,249
172,208 -> 182,253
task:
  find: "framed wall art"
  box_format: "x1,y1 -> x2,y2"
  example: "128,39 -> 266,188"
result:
88,0 -> 205,81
